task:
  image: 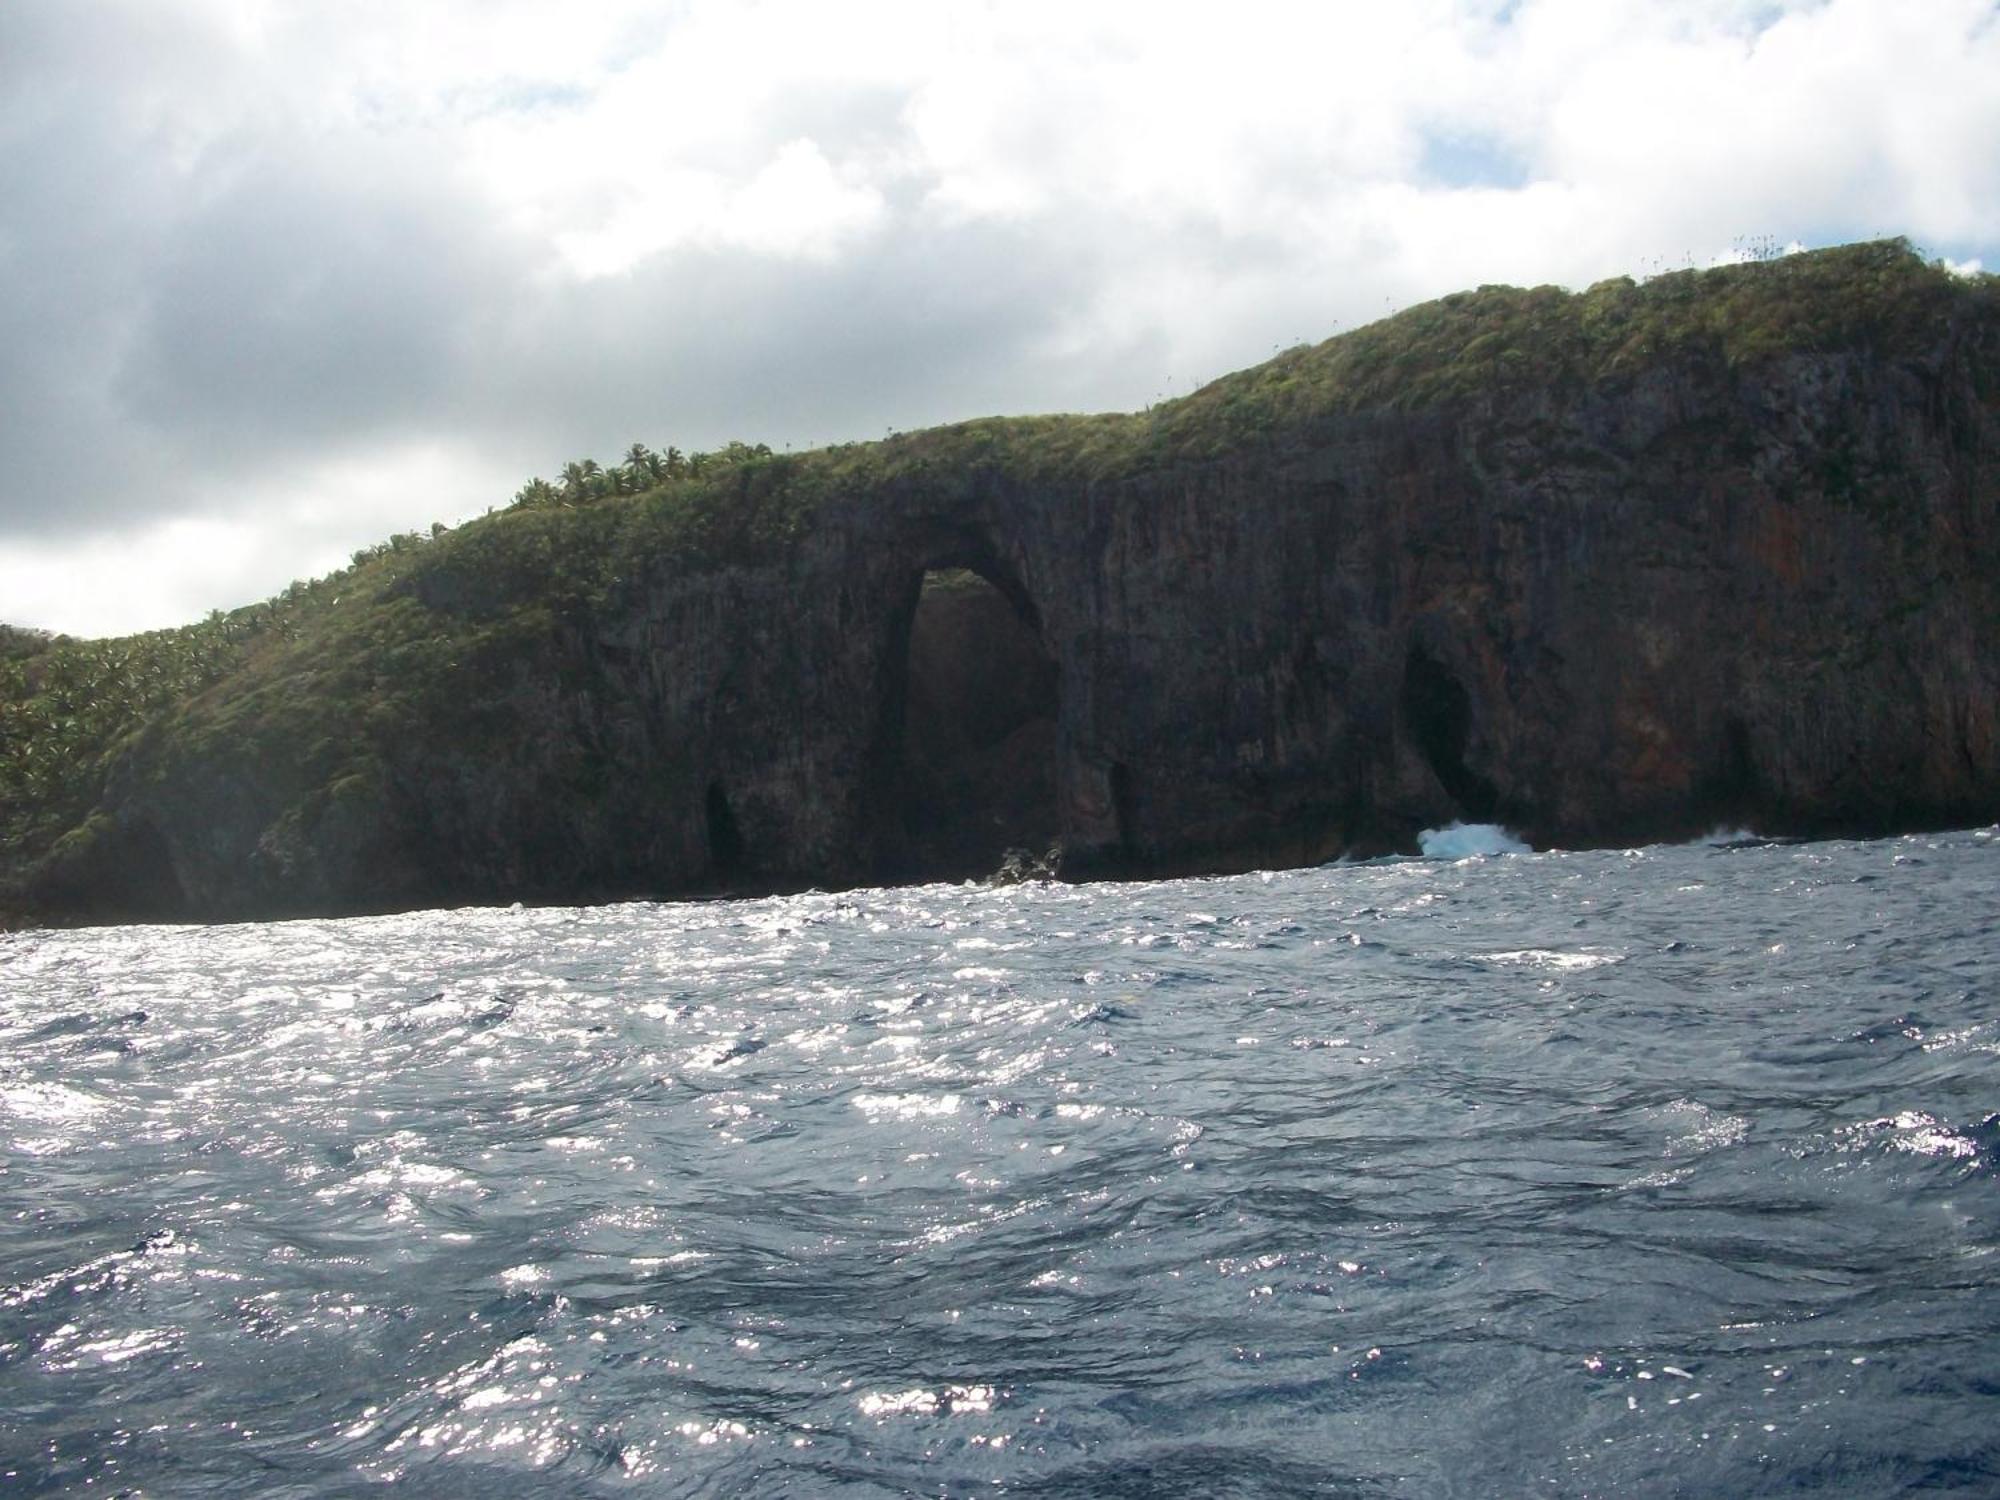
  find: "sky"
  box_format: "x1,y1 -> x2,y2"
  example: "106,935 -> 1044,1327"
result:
3,0 -> 1996,638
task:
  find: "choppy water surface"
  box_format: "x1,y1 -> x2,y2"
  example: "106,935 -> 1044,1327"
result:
3,831 -> 1998,1497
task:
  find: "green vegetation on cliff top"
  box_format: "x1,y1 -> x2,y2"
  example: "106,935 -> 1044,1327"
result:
1,239 -> 1992,910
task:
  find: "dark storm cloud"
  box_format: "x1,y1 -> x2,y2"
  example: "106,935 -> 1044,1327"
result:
113,132 -> 526,458
0,4 -> 528,538
0,4 -> 199,535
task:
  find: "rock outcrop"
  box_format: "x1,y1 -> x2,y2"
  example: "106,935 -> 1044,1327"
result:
20,241 -> 2000,922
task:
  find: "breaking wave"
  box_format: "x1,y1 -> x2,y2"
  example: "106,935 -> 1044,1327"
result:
1417,820 -> 1532,857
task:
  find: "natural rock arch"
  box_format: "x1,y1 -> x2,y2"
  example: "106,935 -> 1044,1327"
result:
864,538 -> 1061,881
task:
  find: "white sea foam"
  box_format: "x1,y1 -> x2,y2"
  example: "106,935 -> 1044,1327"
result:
1417,822 -> 1531,858
1486,948 -> 1622,972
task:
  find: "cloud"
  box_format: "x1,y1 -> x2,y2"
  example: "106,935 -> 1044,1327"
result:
553,137 -> 888,275
1,0 -> 1996,634
0,440 -> 496,638
114,130 -> 523,455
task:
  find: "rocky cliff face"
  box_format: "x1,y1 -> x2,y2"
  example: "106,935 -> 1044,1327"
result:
28,245 -> 2000,922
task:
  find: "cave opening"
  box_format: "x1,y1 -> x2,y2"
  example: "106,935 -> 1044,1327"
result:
1401,643 -> 1499,822
886,566 -> 1061,880
705,780 -> 744,882
1703,716 -> 1764,823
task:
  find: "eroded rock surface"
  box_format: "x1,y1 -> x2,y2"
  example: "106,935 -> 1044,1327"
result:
26,245 -> 2000,921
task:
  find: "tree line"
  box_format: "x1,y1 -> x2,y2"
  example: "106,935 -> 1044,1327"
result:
510,440 -> 775,509
1,435 -> 790,849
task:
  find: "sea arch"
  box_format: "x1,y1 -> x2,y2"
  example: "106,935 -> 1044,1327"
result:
863,524 -> 1062,881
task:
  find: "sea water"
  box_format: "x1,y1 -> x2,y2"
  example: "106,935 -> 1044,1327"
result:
2,830 -> 1997,1496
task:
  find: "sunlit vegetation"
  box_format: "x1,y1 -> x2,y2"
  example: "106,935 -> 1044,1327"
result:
1,240 -> 1990,915
1141,237 -> 1996,462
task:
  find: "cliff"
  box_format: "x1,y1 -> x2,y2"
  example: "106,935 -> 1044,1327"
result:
5,240 -> 1998,923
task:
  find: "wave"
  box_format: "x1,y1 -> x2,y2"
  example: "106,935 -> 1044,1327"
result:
1696,825 -> 1764,847
1417,821 -> 1531,858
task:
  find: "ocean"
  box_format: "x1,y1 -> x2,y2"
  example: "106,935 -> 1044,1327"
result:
3,828 -> 1997,1496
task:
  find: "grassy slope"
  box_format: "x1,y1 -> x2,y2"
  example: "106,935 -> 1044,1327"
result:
1,240 -> 1991,908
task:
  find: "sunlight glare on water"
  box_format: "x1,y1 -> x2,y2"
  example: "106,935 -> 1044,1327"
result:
2,830 -> 1998,1495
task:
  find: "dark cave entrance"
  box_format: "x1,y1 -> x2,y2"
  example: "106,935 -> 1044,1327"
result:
1699,715 -> 1766,827
1401,643 -> 1498,821
883,566 -> 1061,880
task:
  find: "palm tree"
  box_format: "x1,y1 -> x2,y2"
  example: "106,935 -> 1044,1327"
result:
558,460 -> 602,505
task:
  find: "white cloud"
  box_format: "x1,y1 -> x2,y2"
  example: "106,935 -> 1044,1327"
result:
553,138 -> 886,276
2,0 -> 1997,633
